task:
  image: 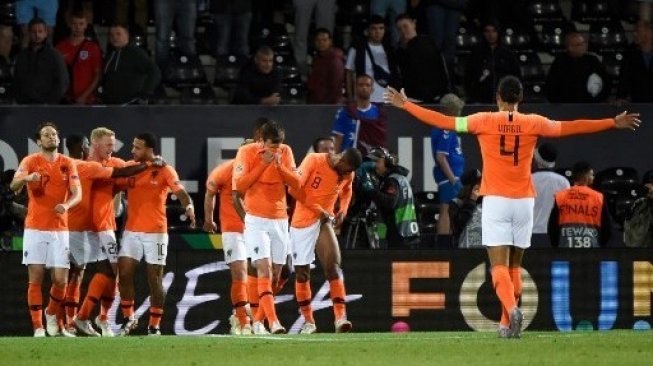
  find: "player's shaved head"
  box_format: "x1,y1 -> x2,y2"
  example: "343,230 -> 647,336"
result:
136,132 -> 158,152
497,76 -> 523,104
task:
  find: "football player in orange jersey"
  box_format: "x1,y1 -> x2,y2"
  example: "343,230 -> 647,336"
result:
11,122 -> 82,337
385,76 -> 640,338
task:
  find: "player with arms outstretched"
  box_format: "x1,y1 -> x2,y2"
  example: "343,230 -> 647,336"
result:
385,76 -> 641,338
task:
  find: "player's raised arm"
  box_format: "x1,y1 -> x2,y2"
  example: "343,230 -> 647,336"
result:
538,111 -> 641,137
384,87 -> 457,131
276,146 -> 301,190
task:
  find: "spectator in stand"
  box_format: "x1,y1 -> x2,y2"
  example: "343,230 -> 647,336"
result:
293,0 -> 336,77
102,24 -> 161,105
115,0 -> 148,38
345,15 -> 400,104
154,0 -> 197,68
16,0 -> 58,48
531,143 -> 569,237
423,0 -> 465,69
371,0 -> 406,43
464,19 -> 521,103
306,28 -> 345,104
548,161 -> 612,248
14,18 -> 68,104
331,74 -> 387,156
546,31 -> 611,103
214,0 -> 252,62
395,13 -> 450,103
617,20 -> 653,103
56,11 -> 102,105
232,46 -> 282,105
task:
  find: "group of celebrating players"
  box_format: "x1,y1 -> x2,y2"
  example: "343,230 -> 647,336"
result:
11,76 -> 641,338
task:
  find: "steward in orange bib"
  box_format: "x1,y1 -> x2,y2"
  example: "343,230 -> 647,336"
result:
548,161 -> 611,248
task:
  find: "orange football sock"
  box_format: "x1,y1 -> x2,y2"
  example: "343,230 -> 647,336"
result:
491,265 -> 517,319
231,280 -> 249,326
149,306 -> 163,328
510,267 -> 523,304
295,280 -> 314,324
329,279 -> 347,321
120,299 -> 135,319
28,283 -> 43,329
99,279 -> 117,322
45,284 -> 66,316
247,275 -> 259,319
77,273 -> 110,321
257,277 -> 278,324
64,280 -> 81,325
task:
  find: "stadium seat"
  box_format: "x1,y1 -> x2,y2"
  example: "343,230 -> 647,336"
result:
0,0 -> 16,25
522,82 -> 547,103
163,54 -> 208,88
179,84 -> 216,104
455,23 -> 481,55
278,64 -> 302,84
528,0 -> 564,23
214,54 -> 242,88
336,0 -> 369,36
281,82 -> 305,104
555,167 -> 574,184
538,21 -> 576,54
593,167 -> 639,194
571,0 -> 613,23
414,191 -> 439,235
518,51 -> 545,82
589,21 -> 627,53
600,52 -> 623,83
0,83 -> 13,104
130,25 -> 149,53
502,27 -> 535,51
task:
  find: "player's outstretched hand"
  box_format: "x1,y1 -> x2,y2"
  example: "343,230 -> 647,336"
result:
614,111 -> 641,130
383,87 -> 408,108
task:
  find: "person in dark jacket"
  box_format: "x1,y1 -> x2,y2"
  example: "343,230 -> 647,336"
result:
306,28 -> 344,104
395,13 -> 450,103
102,24 -> 161,105
616,20 -> 653,103
14,17 -> 68,104
449,169 -> 483,248
545,31 -> 610,103
464,19 -> 521,103
232,45 -> 282,105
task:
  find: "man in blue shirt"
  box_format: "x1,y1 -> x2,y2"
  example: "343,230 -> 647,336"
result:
431,93 -> 465,238
331,74 -> 386,155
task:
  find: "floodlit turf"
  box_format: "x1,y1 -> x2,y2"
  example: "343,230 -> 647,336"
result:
1,331 -> 652,366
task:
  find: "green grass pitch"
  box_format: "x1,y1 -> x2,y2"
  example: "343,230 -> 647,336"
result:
1,331 -> 651,366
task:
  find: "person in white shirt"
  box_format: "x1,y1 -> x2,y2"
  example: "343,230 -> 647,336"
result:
345,15 -> 399,104
532,143 -> 570,236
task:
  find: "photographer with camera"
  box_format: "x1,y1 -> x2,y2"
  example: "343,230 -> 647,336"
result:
363,147 -> 420,248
